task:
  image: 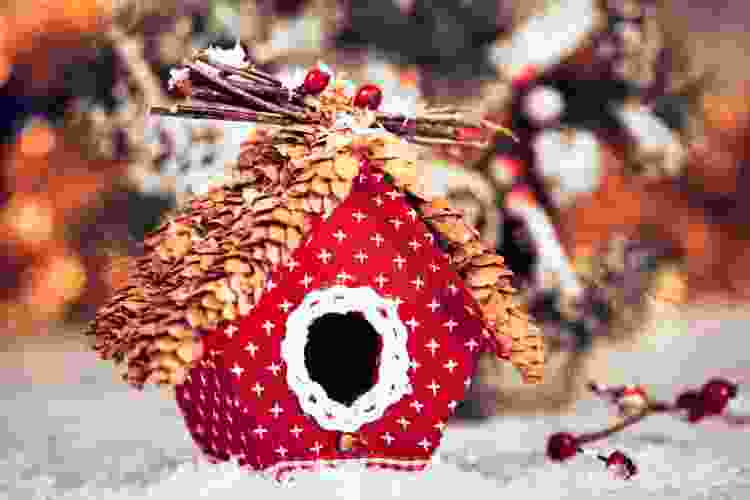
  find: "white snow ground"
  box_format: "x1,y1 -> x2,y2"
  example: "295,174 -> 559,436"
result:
2,304 -> 750,499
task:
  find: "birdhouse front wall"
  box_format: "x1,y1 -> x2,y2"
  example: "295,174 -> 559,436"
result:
175,171 -> 496,476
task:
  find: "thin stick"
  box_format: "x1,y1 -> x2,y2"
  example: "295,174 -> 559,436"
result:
189,62 -> 307,120
197,54 -> 282,86
576,409 -> 654,445
411,136 -> 490,148
150,104 -> 307,128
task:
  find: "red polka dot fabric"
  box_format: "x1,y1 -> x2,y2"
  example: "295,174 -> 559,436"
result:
175,168 -> 502,479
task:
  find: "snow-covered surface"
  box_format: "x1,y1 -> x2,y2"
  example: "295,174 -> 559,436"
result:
3,304 -> 750,499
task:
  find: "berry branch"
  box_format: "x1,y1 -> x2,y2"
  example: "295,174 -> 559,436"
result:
149,44 -> 516,148
546,378 -> 745,480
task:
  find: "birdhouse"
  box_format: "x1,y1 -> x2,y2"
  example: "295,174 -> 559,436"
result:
85,43 -> 544,481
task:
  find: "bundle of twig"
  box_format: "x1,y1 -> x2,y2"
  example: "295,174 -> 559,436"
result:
150,46 -> 516,148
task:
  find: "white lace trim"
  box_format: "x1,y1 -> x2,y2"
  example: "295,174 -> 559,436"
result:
281,286 -> 413,432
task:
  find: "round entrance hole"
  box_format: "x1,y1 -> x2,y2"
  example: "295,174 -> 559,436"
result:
304,311 -> 383,407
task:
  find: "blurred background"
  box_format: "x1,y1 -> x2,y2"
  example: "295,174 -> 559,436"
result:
1,0 -> 750,419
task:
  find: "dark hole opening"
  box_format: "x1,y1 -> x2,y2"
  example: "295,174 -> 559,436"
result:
305,311 -> 382,407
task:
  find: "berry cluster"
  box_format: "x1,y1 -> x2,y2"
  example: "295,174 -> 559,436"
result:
300,67 -> 383,111
546,378 -> 743,480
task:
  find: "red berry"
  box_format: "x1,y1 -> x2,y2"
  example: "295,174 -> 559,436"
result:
353,84 -> 383,110
512,65 -> 537,87
546,432 -> 579,462
455,127 -> 485,142
303,68 -> 330,94
701,378 -> 737,415
606,451 -> 638,480
675,390 -> 700,410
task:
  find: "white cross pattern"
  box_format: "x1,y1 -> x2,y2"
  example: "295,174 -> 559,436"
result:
275,446 -> 288,458
333,229 -> 347,243
371,233 -> 384,247
448,400 -> 458,411
429,263 -> 440,273
427,380 -> 441,397
427,299 -> 440,312
405,317 -> 420,332
444,360 -> 458,373
409,359 -> 421,371
285,259 -> 300,271
290,426 -> 303,438
390,218 -> 404,230
374,196 -> 384,207
354,250 -> 368,264
408,239 -> 422,252
269,402 -> 284,419
266,279 -> 277,292
425,338 -> 440,356
443,319 -> 458,333
390,296 -> 404,308
417,438 -> 432,451
409,276 -> 424,291
279,300 -> 293,313
393,255 -> 406,270
230,363 -> 244,378
434,421 -> 447,432
225,325 -> 238,338
465,338 -> 479,352
252,382 -> 264,398
381,433 -> 395,446
410,400 -> 424,413
447,282 -> 459,295
407,209 -> 418,221
310,442 -> 323,455
267,362 -> 282,376
386,190 -> 401,200
245,342 -> 259,357
300,274 -> 314,289
396,417 -> 411,429
336,270 -> 354,284
261,320 -> 275,335
253,426 -> 268,439
317,249 -> 333,264
352,210 -> 367,223
374,273 -> 389,289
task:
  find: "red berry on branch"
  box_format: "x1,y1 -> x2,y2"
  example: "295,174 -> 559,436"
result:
701,378 -> 737,415
353,84 -> 383,110
455,127 -> 485,142
606,451 -> 638,480
512,65 -> 538,87
303,68 -> 331,94
546,432 -> 579,461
